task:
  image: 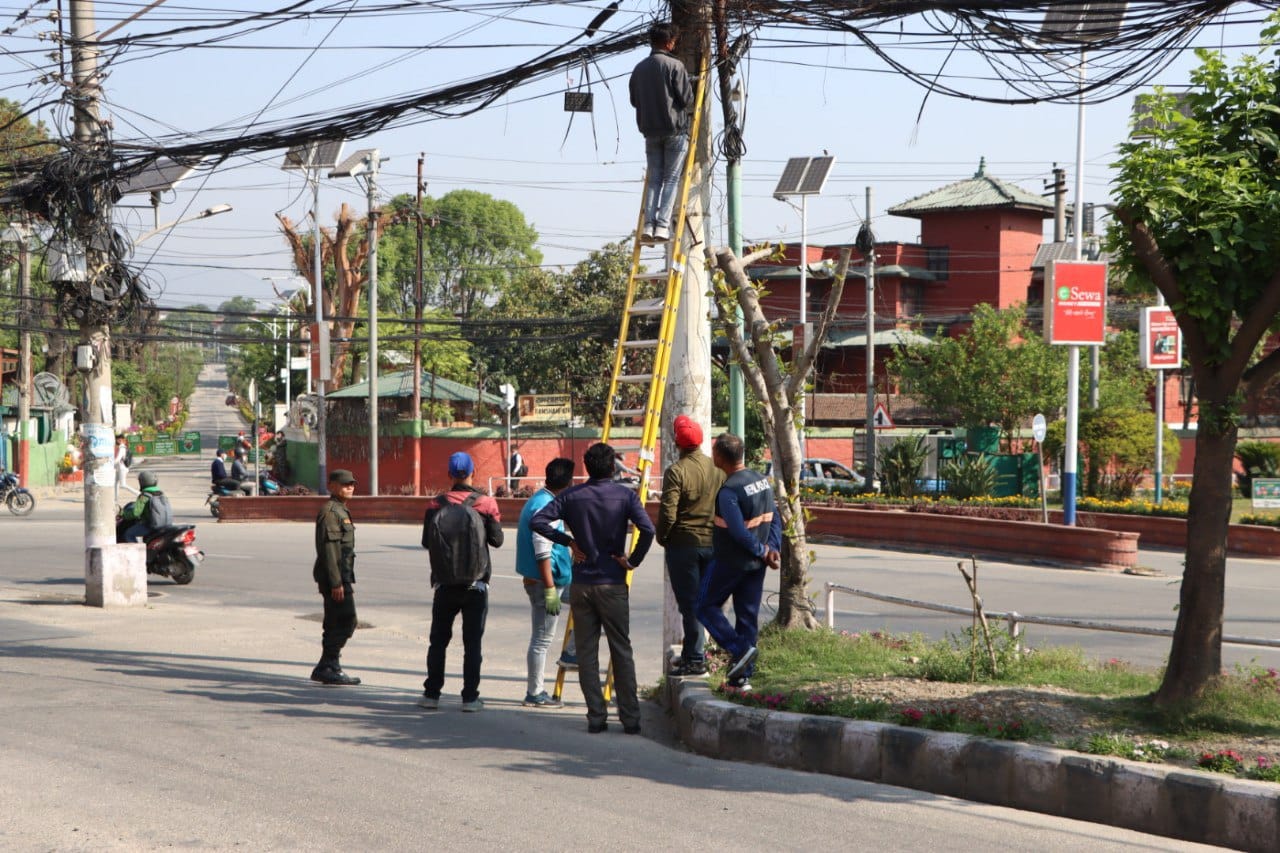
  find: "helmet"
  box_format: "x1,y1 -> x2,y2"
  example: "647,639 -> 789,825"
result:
138,471 -> 158,489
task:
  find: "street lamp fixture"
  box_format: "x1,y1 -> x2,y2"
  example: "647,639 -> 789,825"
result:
134,203 -> 233,246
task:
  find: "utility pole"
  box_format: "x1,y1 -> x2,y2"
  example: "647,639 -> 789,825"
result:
862,188 -> 877,489
70,0 -> 116,552
412,154 -> 424,495
1045,164 -> 1067,244
660,0 -> 713,654
726,81 -> 745,440
15,224 -> 31,485
365,151 -> 381,496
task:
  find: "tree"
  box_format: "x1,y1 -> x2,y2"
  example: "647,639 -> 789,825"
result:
1043,408 -> 1181,500
476,242 -> 629,422
278,204 -> 369,390
377,190 -> 541,320
0,98 -> 55,196
891,304 -> 1068,448
1110,23 -> 1280,703
710,245 -> 853,630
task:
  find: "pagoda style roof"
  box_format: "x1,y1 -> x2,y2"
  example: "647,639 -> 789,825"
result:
888,158 -> 1053,219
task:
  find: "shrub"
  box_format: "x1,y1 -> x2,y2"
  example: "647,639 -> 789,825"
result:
942,454 -> 998,500
879,436 -> 929,498
1235,441 -> 1280,498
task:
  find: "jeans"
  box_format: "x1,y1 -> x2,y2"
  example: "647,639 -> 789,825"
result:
319,582 -> 357,668
643,133 -> 689,231
571,583 -> 639,728
665,545 -> 710,663
523,581 -> 569,697
696,559 -> 766,678
423,584 -> 488,702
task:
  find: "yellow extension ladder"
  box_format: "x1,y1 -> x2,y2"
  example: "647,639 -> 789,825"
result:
552,56 -> 709,703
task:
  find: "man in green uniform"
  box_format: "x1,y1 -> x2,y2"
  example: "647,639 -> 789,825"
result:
312,469 -> 361,686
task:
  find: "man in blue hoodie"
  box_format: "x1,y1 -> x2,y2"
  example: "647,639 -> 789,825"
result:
532,442 -> 655,734
515,457 -> 575,707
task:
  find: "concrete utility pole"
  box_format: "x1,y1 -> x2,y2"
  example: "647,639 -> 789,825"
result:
863,188 -> 877,489
70,0 -> 115,551
412,154 -> 424,495
660,0 -> 713,653
14,224 -> 31,485
361,150 -> 381,496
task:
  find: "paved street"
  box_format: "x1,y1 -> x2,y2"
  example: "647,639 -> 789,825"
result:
0,364 -> 1252,848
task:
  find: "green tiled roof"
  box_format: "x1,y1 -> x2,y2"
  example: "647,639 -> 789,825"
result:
889,159 -> 1053,218
328,369 -> 504,406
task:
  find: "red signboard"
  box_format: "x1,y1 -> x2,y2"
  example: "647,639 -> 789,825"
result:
1046,261 -> 1107,346
1140,306 -> 1181,369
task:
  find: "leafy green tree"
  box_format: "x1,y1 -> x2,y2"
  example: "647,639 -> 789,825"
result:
1109,23 -> 1280,702
378,190 -> 541,319
1043,408 -> 1181,500
891,304 -> 1067,448
476,242 -> 628,423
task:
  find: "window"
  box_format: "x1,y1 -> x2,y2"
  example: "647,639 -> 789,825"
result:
925,246 -> 949,280
900,282 -> 924,319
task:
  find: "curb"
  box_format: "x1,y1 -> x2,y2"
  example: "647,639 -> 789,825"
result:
664,678 -> 1280,851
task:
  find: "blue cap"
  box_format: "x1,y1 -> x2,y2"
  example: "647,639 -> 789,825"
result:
448,451 -> 474,479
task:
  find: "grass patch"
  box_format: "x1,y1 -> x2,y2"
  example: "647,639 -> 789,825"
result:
707,627 -> 1280,778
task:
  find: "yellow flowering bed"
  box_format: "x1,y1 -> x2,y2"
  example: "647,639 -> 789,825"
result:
802,489 -> 1191,520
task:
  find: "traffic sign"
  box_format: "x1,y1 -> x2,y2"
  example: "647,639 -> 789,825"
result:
1032,413 -> 1047,443
872,402 -> 894,429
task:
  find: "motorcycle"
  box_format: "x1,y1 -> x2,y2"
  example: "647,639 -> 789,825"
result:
206,473 -> 281,517
141,525 -> 203,585
0,470 -> 35,516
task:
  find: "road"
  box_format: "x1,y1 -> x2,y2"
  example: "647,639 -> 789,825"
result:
0,364 -> 1248,848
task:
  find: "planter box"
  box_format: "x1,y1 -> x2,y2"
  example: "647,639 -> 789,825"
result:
805,505 -> 1138,570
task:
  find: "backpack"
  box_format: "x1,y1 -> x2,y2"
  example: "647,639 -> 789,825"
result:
145,492 -> 173,529
424,492 -> 488,586
124,445 -> 134,468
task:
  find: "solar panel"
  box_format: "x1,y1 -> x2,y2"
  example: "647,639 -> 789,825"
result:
798,156 -> 835,194
329,148 -> 376,178
774,155 -> 836,198
282,138 -> 345,171
1041,2 -> 1127,43
774,157 -> 810,197
116,156 -> 206,196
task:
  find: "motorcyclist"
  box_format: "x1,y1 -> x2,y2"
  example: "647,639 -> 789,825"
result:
118,471 -> 171,542
230,447 -> 255,495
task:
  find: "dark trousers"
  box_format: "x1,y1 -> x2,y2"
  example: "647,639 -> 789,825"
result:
696,560 -> 766,678
571,583 -> 639,728
665,545 -> 711,663
423,584 -> 488,702
319,582 -> 357,668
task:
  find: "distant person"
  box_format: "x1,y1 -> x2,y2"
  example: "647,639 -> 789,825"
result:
697,433 -> 781,693
629,21 -> 693,245
211,448 -> 229,484
113,435 -> 131,503
532,442 -> 655,735
230,447 -> 254,495
311,469 -> 361,686
509,447 -> 528,489
419,451 -> 503,713
515,457 -> 575,707
117,471 -> 172,543
657,415 -> 723,677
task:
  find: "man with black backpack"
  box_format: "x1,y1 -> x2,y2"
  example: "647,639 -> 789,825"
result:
117,470 -> 172,542
419,451 -> 503,712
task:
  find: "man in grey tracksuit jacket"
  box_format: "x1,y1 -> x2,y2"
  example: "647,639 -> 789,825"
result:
629,21 -> 693,244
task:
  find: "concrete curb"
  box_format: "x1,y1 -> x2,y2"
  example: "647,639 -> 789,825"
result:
664,678 -> 1280,851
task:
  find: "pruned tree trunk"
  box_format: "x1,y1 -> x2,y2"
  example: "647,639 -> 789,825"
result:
709,245 -> 851,630
278,204 -> 369,392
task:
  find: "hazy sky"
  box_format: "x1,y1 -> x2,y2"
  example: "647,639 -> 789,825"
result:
1,2 -> 1270,310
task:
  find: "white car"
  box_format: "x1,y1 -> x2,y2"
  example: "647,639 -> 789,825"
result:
763,458 -> 866,492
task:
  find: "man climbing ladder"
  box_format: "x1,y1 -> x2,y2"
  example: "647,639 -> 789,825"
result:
630,21 -> 694,245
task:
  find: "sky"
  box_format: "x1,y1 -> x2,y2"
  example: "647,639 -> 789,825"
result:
0,1 -> 1273,314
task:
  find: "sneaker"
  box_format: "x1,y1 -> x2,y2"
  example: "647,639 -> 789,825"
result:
522,692 -> 562,708
726,676 -> 752,693
587,721 -> 609,734
652,225 -> 670,243
461,698 -> 484,713
557,652 -> 578,670
725,645 -> 758,680
668,659 -> 707,677
640,227 -> 656,245
417,695 -> 440,710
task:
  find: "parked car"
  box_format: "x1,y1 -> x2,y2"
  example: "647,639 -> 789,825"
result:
763,458 -> 866,494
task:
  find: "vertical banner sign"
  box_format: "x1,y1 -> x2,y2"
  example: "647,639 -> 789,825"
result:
1046,261 -> 1108,346
1140,306 -> 1181,369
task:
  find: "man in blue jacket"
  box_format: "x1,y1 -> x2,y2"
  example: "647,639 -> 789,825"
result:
532,442 -> 655,734
697,433 -> 782,692
629,21 -> 693,244
515,457 -> 575,707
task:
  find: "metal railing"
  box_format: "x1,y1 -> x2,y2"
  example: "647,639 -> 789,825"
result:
823,582 -> 1280,650
485,474 -> 659,495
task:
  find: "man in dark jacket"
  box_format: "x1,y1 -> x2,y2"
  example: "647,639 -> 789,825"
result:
657,414 -> 723,676
629,21 -> 693,244
419,451 -> 503,712
312,469 -> 361,686
697,433 -> 781,692
532,442 -> 655,734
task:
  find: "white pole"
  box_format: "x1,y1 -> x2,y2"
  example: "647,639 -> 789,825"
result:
1063,50 -> 1087,527
312,171 -> 328,494
1154,292 -> 1166,503
367,151 -> 380,496
798,195 -> 808,458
